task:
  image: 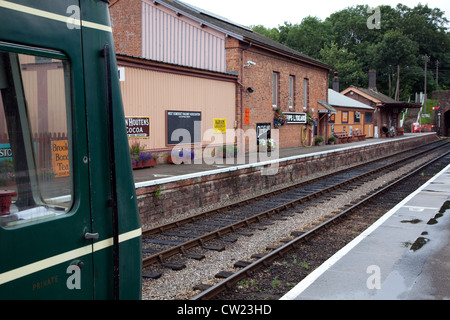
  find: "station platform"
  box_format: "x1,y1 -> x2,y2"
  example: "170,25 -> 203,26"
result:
132,133 -> 436,187
281,161 -> 450,300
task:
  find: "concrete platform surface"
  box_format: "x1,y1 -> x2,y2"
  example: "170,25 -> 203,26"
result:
281,162 -> 450,300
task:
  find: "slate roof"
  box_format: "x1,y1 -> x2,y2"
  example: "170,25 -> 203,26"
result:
349,86 -> 396,103
344,86 -> 421,108
156,0 -> 333,70
328,89 -> 374,110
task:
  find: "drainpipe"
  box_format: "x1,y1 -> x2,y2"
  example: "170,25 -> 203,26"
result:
239,42 -> 252,146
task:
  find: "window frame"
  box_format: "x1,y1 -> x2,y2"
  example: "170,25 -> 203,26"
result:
289,75 -> 295,110
303,78 -> 309,111
0,43 -> 74,228
272,72 -> 279,109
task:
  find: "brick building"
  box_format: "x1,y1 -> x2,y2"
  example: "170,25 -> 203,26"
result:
341,70 -> 421,138
109,0 -> 332,153
432,90 -> 450,136
226,34 -> 332,149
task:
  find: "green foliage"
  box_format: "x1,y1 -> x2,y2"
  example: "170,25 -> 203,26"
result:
319,42 -> 366,89
0,159 -> 15,184
251,3 -> 450,99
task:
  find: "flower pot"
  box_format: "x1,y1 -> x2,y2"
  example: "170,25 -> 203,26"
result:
132,161 -> 143,169
0,190 -> 17,215
144,158 -> 157,168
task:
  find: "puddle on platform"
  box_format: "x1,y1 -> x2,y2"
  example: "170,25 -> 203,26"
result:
410,237 -> 430,252
408,201 -> 450,252
401,219 -> 422,224
427,201 -> 450,225
439,201 -> 450,213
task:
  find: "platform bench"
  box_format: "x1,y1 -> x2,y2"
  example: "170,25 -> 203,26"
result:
352,129 -> 366,141
334,131 -> 349,144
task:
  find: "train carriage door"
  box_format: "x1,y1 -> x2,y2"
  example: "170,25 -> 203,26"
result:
0,0 -> 95,299
80,1 -> 142,299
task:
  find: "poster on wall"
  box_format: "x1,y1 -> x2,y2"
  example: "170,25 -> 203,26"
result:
51,140 -> 70,178
166,111 -> 202,145
245,108 -> 250,125
0,143 -> 12,161
213,119 -> 227,133
256,123 -> 271,145
125,117 -> 150,139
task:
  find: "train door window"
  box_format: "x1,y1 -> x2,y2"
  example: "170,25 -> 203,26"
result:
0,48 -> 72,228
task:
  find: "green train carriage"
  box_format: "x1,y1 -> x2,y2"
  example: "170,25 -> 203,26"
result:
0,0 -> 142,299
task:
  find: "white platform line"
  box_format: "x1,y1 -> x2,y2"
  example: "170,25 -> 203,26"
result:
280,162 -> 450,300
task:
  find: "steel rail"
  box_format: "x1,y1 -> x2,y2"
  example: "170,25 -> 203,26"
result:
192,147 -> 450,300
142,141 -> 450,268
143,140 -> 448,238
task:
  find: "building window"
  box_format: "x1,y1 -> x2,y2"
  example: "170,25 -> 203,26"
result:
354,111 -> 361,123
365,112 -> 373,123
289,75 -> 295,109
329,113 -> 335,123
303,78 -> 309,111
272,72 -> 279,108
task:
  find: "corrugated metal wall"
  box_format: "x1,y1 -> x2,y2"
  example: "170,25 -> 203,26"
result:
141,0 -> 226,73
119,65 -> 236,150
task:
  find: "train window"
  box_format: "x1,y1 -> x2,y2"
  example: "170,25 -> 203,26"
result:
0,49 -> 72,228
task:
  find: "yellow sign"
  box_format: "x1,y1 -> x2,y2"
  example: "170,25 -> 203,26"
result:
51,140 -> 70,178
213,119 -> 227,133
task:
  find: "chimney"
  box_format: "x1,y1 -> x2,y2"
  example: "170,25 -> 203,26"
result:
368,69 -> 377,91
333,72 -> 340,92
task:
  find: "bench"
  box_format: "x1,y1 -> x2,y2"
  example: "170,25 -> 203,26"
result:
334,131 -> 349,144
352,129 -> 366,141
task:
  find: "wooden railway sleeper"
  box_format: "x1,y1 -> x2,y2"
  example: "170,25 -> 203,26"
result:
145,143 -> 450,273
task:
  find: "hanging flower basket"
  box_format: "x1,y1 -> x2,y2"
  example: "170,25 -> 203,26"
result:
306,112 -> 314,126
273,109 -> 287,128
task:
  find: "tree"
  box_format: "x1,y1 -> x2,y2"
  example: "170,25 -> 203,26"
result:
370,30 -> 419,100
251,25 -> 280,43
283,16 -> 332,58
319,42 -> 366,89
250,3 -> 450,95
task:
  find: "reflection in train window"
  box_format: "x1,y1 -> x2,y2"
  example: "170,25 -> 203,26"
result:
0,50 -> 72,228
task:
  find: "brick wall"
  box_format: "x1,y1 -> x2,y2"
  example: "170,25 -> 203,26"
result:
227,42 -> 329,149
432,90 -> 450,136
109,0 -> 142,56
137,134 -> 439,228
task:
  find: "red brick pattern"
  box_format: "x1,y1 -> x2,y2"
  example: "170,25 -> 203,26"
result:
226,40 -> 329,149
137,134 -> 439,227
109,0 -> 142,57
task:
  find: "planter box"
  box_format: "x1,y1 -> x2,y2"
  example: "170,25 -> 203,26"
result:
132,158 -> 157,169
143,158 -> 157,168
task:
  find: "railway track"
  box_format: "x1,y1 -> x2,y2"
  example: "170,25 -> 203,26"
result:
192,143 -> 450,300
142,140 -> 449,272
141,140 -> 450,299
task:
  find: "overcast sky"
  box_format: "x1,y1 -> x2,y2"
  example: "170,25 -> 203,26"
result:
181,0 -> 450,28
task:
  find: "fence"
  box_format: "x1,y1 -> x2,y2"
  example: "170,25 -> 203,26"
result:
0,132 -> 67,173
